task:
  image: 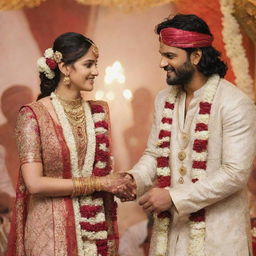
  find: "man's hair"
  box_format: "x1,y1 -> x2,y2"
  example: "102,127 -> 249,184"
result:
156,14 -> 227,78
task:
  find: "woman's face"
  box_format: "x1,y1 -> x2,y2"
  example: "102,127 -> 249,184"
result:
68,46 -> 99,92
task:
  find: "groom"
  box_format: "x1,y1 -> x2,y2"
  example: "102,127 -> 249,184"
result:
119,14 -> 256,256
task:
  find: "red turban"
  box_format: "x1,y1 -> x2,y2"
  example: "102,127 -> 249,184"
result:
160,27 -> 213,48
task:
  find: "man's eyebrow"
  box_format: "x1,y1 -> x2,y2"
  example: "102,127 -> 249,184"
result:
159,51 -> 177,57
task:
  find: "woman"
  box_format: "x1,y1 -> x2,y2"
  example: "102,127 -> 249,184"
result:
7,32 -> 133,256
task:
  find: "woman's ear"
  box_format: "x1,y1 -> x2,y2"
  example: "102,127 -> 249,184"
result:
58,62 -> 70,76
190,49 -> 202,65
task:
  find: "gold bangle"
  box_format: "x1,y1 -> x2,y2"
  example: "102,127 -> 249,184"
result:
87,177 -> 93,195
72,177 -> 87,197
81,178 -> 87,195
72,178 -> 79,197
94,177 -> 102,191
79,178 -> 84,195
71,178 -> 76,197
72,176 -> 103,197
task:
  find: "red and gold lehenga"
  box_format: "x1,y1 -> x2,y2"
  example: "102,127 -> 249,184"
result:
6,100 -> 118,256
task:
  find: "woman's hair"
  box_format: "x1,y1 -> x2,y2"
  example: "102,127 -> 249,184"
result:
155,14 -> 228,78
37,32 -> 94,100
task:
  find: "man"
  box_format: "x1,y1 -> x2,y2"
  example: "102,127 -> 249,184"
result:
126,14 -> 256,256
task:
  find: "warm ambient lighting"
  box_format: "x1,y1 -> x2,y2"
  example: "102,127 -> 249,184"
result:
95,61 -> 133,101
95,90 -> 105,100
123,89 -> 133,100
106,91 -> 115,101
104,61 -> 125,85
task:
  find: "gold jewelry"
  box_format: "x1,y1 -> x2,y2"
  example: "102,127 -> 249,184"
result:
63,75 -> 71,87
53,51 -> 63,63
71,176 -> 104,197
91,43 -> 99,57
94,177 -> 102,191
72,177 -> 100,197
54,92 -> 85,126
72,177 -> 85,197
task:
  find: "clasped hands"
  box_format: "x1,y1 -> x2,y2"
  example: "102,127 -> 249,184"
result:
101,173 -> 172,213
101,172 -> 137,201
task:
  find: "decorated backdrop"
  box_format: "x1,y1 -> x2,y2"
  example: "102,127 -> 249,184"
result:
0,1 -> 255,255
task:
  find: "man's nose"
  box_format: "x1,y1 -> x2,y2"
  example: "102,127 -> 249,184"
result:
160,56 -> 168,68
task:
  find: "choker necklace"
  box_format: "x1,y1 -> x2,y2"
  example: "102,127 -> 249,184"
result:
54,91 -> 85,126
54,91 -> 83,104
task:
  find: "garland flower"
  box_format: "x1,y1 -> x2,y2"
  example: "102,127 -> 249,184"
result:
51,92 -> 116,256
37,48 -> 62,79
154,85 -> 179,256
220,0 -> 254,100
155,75 -> 219,256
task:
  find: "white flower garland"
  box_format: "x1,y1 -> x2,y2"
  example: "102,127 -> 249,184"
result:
188,75 -> 219,256
154,75 -> 219,256
51,92 -> 108,256
220,0 -> 254,100
155,86 -> 179,256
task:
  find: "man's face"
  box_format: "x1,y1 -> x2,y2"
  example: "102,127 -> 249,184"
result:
159,42 -> 195,86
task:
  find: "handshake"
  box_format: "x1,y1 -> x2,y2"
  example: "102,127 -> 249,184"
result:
100,172 -> 137,201
100,172 -> 172,214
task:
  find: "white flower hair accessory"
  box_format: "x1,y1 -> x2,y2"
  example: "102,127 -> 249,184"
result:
37,48 -> 63,80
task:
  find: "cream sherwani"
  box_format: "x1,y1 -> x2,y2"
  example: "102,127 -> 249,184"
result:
131,75 -> 256,256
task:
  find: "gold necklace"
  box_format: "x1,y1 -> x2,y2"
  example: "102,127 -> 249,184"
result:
54,92 -> 85,126
54,92 -> 88,170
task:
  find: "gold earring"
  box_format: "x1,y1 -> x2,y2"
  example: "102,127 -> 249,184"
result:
63,75 -> 71,87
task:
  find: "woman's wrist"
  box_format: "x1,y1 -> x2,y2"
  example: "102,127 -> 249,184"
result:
99,176 -> 111,192
71,176 -> 104,197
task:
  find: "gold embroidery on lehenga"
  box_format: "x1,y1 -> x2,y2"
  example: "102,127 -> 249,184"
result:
15,107 -> 42,165
16,196 -> 26,256
16,102 -> 68,256
31,102 -> 68,255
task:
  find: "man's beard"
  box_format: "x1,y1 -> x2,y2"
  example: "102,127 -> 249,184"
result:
164,59 -> 195,87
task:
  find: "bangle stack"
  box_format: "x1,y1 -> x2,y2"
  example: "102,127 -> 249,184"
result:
72,177 -> 102,197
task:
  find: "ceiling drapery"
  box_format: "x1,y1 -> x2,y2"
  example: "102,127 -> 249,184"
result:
0,0 -> 47,10
0,0 -> 172,10
76,0 -> 172,10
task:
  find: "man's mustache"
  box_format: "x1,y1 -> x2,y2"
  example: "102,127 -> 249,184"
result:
163,65 -> 175,72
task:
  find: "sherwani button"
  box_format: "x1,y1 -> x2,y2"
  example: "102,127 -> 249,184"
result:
178,177 -> 184,184
179,166 -> 187,176
182,133 -> 189,147
178,151 -> 186,161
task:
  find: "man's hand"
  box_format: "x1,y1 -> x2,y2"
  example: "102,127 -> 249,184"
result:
139,187 -> 172,214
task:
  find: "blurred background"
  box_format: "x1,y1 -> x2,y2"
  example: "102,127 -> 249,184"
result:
0,0 -> 256,255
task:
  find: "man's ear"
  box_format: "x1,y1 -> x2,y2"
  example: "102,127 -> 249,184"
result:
190,49 -> 202,65
58,62 -> 70,76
